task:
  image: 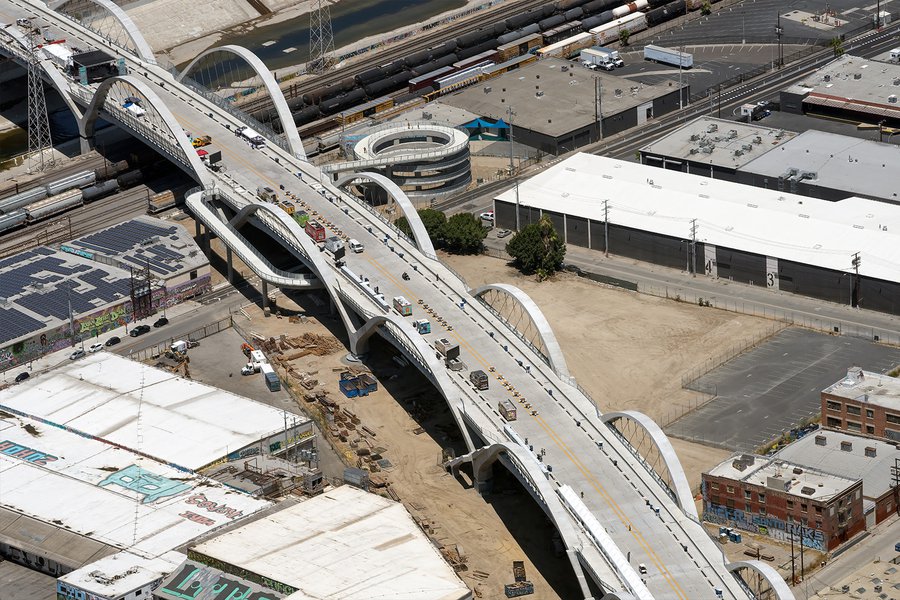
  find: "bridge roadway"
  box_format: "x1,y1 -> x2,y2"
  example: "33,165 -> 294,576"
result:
0,2 -> 770,598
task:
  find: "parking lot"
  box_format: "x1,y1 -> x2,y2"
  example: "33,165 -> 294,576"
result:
665,327 -> 900,452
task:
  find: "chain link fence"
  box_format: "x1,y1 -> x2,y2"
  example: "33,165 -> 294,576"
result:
127,316 -> 232,362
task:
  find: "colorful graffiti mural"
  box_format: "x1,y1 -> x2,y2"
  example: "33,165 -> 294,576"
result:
98,465 -> 192,504
158,561 -> 284,600
184,492 -> 245,520
704,503 -> 826,550
0,440 -> 59,466
186,551 -> 297,597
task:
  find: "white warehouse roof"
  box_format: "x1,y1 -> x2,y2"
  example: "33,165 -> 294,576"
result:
496,153 -> 900,282
192,485 -> 472,600
0,353 -> 302,470
0,411 -> 269,560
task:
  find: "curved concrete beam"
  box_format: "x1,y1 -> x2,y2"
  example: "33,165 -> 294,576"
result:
49,0 -> 156,64
333,171 -> 437,259
727,561 -> 795,600
601,411 -> 697,519
82,75 -> 212,187
470,283 -> 570,379
600,595 -> 639,600
352,313 -> 474,451
176,45 -> 307,161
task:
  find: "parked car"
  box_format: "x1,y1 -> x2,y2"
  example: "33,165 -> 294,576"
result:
14,372 -> 29,382
497,229 -> 512,239
88,343 -> 104,353
105,336 -> 121,347
69,349 -> 86,360
153,317 -> 169,328
479,211 -> 494,223
130,325 -> 151,337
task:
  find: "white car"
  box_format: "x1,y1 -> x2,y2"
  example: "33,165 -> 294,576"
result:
88,343 -> 104,353
479,211 -> 494,222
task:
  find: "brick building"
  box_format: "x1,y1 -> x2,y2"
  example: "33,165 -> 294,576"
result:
821,367 -> 900,442
703,454 -> 865,552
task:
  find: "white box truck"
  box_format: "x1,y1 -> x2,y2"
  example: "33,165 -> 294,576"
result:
644,45 -> 693,68
582,46 -> 624,68
580,47 -> 615,71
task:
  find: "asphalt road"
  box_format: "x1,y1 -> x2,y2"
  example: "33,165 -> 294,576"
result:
668,328 -> 900,451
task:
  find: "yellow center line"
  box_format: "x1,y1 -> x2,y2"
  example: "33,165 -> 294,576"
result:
175,107 -> 688,598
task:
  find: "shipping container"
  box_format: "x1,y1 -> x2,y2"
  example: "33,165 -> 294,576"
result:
499,399 -> 517,421
393,296 -> 412,317
589,12 -> 648,45
536,31 -> 594,59
260,363 -> 281,391
495,33 -> 544,61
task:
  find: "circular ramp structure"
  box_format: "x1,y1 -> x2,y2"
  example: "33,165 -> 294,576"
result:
324,121 -> 472,202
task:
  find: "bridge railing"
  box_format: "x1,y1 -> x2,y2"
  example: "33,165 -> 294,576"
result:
604,420 -> 679,508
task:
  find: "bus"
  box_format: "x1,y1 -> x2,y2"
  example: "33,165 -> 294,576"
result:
235,126 -> 266,149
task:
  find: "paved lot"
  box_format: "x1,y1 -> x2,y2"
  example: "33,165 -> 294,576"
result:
666,327 -> 900,452
648,0 -> 876,48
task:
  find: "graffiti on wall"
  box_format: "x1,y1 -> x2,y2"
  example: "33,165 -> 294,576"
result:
0,440 -> 59,466
704,503 -> 826,550
158,561 -> 284,600
98,464 -> 192,504
183,492 -> 245,520
186,551 -> 298,597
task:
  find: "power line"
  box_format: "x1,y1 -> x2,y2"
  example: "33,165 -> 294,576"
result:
308,0 -> 335,75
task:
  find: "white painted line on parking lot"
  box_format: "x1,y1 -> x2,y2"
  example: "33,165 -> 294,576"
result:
842,7 -> 860,14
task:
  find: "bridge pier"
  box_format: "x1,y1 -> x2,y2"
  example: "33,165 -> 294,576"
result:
261,280 -> 269,310
226,246 -> 234,283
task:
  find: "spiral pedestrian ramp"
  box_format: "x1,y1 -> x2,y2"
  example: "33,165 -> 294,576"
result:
322,122 -> 472,201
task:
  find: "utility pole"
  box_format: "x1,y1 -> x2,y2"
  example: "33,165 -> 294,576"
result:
308,0 -> 335,74
851,251 -> 861,307
690,218 -> 698,276
891,457 -> 900,515
26,20 -> 55,173
790,528 -> 796,585
775,12 -> 784,69
603,199 -> 609,257
595,77 -> 603,141
507,106 -> 520,231
678,45 -> 684,110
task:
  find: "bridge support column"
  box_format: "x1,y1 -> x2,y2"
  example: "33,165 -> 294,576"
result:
261,280 -> 269,310
470,446 -> 497,495
226,246 -> 234,283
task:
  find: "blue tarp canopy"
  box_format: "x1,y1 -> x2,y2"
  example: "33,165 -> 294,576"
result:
462,117 -> 509,129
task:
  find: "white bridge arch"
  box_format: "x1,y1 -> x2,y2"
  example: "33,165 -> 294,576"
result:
48,0 -> 156,64
470,283 -> 570,379
727,560 -> 794,600
177,45 -> 307,161
334,171 -> 438,259
601,411 -> 697,519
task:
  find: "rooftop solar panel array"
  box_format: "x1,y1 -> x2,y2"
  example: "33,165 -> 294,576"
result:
0,252 -> 132,345
71,219 -> 191,277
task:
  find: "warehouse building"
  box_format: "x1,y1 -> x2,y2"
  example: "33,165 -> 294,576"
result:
821,366 -> 900,442
0,218 -> 209,371
0,408 -> 270,600
0,353 -> 314,472
441,57 -> 686,154
773,428 -> 900,528
494,153 -> 900,315
703,453 -> 865,552
780,54 -> 900,126
639,117 -> 900,204
162,485 -> 472,600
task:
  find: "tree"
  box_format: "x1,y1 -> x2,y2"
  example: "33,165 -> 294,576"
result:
829,37 -> 845,57
442,212 -> 486,254
619,28 -> 630,47
700,0 -> 711,15
395,208 -> 447,245
505,216 -> 566,280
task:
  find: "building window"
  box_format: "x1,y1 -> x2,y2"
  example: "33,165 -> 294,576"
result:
867,425 -> 875,434
846,421 -> 862,432
786,500 -> 794,510
711,482 -> 719,491
745,490 -> 752,500
711,495 -> 720,505
190,270 -> 198,280
814,506 -> 822,515
759,507 -> 767,516
826,417 -> 842,428
887,413 -> 900,425
727,485 -> 735,494
866,409 -> 874,419
801,503 -> 808,513
758,493 -> 766,504
816,521 -> 822,529
885,429 -> 900,442
846,405 -> 861,416
826,400 -> 842,411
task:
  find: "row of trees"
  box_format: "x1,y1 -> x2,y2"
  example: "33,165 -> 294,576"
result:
395,208 -> 565,280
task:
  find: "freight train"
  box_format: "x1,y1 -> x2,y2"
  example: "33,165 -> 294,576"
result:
0,162 -> 142,235
257,0 -> 718,136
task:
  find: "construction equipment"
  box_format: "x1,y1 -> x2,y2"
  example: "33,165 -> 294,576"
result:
241,342 -> 255,357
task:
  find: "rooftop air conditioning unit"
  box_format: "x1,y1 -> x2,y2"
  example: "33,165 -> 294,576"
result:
689,148 -> 699,154
728,129 -> 738,139
707,123 -> 718,133
701,146 -> 713,154
854,72 -> 862,79
889,95 -> 898,103
823,74 -> 831,81
733,149 -> 743,156
690,133 -> 700,141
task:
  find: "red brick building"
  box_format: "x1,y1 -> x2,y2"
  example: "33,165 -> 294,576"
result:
703,454 -> 865,552
821,367 -> 900,442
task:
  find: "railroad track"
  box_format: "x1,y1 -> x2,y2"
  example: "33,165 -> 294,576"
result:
236,0 -> 551,114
